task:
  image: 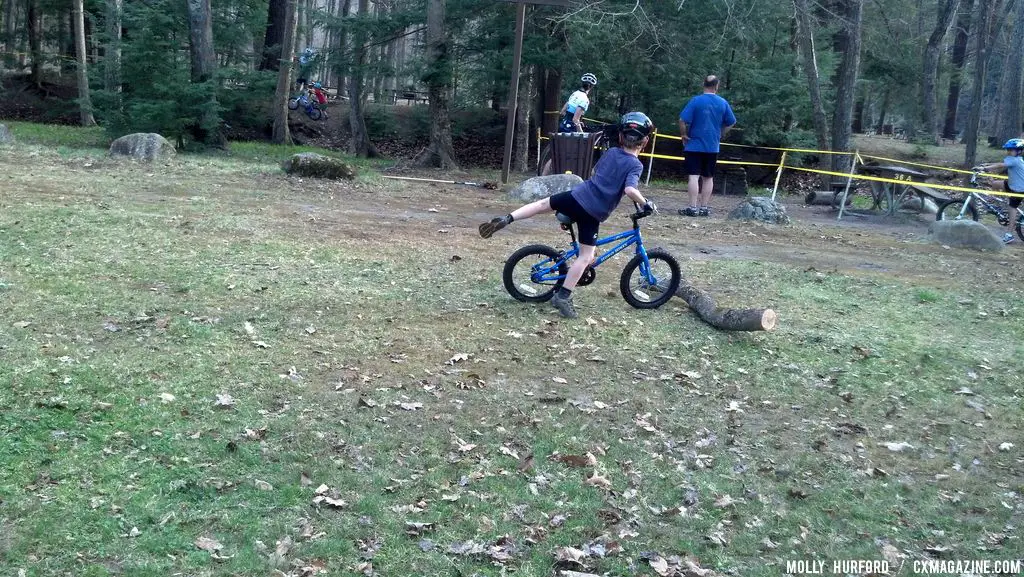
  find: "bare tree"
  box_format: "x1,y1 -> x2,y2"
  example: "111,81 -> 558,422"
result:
259,0 -> 288,71
942,0 -> 975,140
2,0 -> 15,56
105,0 -> 122,96
794,0 -> 829,151
415,0 -> 456,168
272,0 -> 299,144
349,0 -> 379,157
920,0 -> 960,144
831,0 -> 864,171
514,65 -> 533,173
27,0 -> 41,85
994,0 -> 1024,144
963,0 -> 1000,167
187,0 -> 225,146
72,0 -> 95,126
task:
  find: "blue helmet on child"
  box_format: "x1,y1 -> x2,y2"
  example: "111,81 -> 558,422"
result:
1003,138 -> 1024,151
619,111 -> 653,145
312,81 -> 322,89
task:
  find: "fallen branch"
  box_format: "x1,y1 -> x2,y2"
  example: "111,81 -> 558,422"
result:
674,283 -> 777,331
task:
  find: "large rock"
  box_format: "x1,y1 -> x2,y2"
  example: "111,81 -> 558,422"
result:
927,220 -> 1004,252
508,174 -> 583,202
109,133 -> 176,162
727,196 -> 791,224
282,153 -> 356,180
0,124 -> 13,144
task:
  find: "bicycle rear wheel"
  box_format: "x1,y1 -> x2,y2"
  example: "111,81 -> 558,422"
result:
502,244 -> 567,303
936,199 -> 978,221
619,249 -> 681,309
1015,213 -> 1024,242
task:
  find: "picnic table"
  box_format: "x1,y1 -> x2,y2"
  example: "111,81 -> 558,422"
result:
856,165 -> 929,215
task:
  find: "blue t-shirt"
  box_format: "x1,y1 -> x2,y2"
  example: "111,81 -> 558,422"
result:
1005,155 -> 1024,192
679,93 -> 736,153
571,147 -> 643,222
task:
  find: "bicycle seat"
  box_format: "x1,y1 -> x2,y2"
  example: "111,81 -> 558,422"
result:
555,212 -> 575,225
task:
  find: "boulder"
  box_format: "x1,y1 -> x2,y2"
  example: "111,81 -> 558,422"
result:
0,124 -> 13,144
109,133 -> 176,162
282,152 -> 356,180
727,196 -> 791,225
927,220 -> 1004,252
508,173 -> 583,202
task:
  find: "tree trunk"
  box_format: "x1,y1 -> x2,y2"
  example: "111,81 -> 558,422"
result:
72,0 -> 95,125
272,0 -> 298,144
794,0 -> 830,151
514,65 -> 532,173
830,0 -> 864,172
542,68 -> 562,136
259,0 -> 287,71
348,0 -> 378,157
27,0 -> 41,84
2,0 -> 15,56
921,0 -> 960,144
335,0 -> 351,95
852,90 -> 865,133
415,0 -> 456,168
875,88 -> 890,133
674,284 -> 778,332
994,0 -> 1024,144
942,0 -> 975,140
186,0 -> 224,146
964,0 -> 997,167
105,0 -> 122,95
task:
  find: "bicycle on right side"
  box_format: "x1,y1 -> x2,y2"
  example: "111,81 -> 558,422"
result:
935,171 -> 1024,242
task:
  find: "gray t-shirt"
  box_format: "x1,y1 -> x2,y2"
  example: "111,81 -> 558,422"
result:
571,146 -> 643,221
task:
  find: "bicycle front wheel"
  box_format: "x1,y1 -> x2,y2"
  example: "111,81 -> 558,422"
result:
288,98 -> 300,110
537,143 -> 553,176
936,199 -> 979,221
502,244 -> 567,303
308,107 -> 322,121
1015,214 -> 1024,242
619,249 -> 681,309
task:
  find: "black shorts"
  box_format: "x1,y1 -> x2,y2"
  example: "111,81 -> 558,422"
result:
1006,181 -> 1022,208
685,151 -> 718,178
549,191 -> 600,246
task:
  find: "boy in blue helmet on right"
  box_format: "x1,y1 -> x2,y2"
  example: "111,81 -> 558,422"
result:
975,138 -> 1024,243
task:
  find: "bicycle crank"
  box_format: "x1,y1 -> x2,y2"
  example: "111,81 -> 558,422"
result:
577,266 -> 597,286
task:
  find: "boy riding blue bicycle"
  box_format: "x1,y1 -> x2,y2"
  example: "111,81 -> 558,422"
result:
974,138 -> 1024,243
479,111 -> 658,318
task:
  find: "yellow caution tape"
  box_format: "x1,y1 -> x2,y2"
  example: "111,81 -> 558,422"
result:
783,165 -> 1024,198
857,152 -> 1008,179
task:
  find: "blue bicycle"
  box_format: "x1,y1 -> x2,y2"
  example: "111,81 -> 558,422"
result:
502,204 -> 681,309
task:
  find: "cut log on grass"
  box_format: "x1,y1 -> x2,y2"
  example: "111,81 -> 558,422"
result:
674,283 -> 777,331
804,190 -> 850,206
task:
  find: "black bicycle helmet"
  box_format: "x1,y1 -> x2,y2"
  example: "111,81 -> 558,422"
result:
619,112 -> 654,145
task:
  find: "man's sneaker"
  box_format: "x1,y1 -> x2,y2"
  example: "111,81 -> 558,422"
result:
698,207 -> 711,217
479,216 -> 509,239
1002,232 -> 1015,244
678,207 -> 700,217
550,292 -> 578,319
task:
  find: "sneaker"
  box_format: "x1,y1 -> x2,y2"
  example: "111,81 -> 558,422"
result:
1002,232 -> 1015,244
550,292 -> 578,319
698,207 -> 711,217
478,216 -> 509,239
678,207 -> 700,217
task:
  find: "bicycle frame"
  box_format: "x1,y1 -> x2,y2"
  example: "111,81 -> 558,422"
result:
529,217 -> 656,285
951,190 -> 1024,224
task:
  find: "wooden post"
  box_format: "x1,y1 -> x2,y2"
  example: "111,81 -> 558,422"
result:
644,131 -> 657,186
500,2 -> 526,184
770,151 -> 787,201
536,127 -> 541,170
837,151 -> 861,220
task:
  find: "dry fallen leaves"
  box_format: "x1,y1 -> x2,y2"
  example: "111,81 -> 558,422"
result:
584,471 -> 611,491
195,536 -> 223,552
550,452 -> 598,468
214,393 -> 236,408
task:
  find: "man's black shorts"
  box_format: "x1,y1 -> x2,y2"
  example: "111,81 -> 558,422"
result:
1006,181 -> 1023,208
685,151 -> 718,178
549,191 -> 600,246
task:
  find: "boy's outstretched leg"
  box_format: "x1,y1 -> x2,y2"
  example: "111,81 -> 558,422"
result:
479,197 -> 553,238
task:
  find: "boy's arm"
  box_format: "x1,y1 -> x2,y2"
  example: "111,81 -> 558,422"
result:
572,108 -> 585,131
624,186 -> 649,207
976,162 -> 1008,173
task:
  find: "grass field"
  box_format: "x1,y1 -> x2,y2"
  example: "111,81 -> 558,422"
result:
1,128 -> 1023,576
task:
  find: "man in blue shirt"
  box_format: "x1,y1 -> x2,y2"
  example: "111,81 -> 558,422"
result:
976,138 -> 1024,243
678,75 -> 736,217
478,112 -> 658,319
